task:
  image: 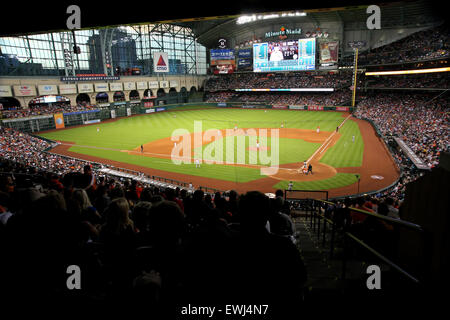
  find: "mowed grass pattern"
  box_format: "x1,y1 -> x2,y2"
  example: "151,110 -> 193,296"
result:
39,107 -> 362,188
320,118 -> 364,167
273,173 -> 359,190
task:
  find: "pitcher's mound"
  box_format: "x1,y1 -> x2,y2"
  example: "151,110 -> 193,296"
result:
269,162 -> 337,181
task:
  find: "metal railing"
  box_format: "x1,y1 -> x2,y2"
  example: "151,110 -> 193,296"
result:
295,198 -> 425,286
198,185 -> 226,194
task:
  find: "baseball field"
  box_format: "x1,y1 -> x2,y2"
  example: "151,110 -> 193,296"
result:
38,105 -> 399,197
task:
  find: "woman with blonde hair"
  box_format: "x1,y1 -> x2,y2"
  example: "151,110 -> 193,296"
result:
72,188 -> 92,211
72,188 -> 102,228
99,197 -> 136,290
101,197 -> 135,236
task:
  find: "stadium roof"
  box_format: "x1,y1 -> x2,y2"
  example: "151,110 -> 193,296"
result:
176,0 -> 443,48
0,0 -> 442,40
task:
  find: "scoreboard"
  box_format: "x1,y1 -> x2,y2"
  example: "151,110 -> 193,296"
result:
253,38 -> 316,72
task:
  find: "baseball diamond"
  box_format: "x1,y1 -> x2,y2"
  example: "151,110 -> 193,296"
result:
38,106 -> 399,197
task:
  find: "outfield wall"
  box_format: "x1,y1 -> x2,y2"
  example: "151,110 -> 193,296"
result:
1,102 -> 355,133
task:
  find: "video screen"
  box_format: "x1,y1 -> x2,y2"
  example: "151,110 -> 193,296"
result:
253,38 -> 315,72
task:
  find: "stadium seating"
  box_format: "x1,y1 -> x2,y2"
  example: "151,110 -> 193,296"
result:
341,24 -> 449,66
0,104 -> 97,119
205,72 -> 352,90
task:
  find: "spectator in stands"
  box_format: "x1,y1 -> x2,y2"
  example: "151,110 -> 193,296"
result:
99,197 -> 136,290
351,197 -> 372,223
268,196 -> 296,239
385,197 -> 400,219
132,200 -> 152,247
234,191 -> 307,316
94,184 -> 111,216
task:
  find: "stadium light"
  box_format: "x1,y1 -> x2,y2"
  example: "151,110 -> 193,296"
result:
365,67 -> 450,76
236,11 -> 306,24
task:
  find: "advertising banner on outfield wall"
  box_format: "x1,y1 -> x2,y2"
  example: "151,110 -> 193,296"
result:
111,110 -> 116,119
2,115 -> 52,123
64,109 -> 99,116
156,107 -> 166,112
144,101 -> 154,108
308,106 -> 324,111
335,106 -> 349,111
126,108 -> 131,116
272,105 -> 288,109
54,113 -> 65,129
84,119 -> 101,125
289,105 -> 306,110
217,103 -> 227,107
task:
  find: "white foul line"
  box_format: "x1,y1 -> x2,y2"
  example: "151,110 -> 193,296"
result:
306,114 -> 352,163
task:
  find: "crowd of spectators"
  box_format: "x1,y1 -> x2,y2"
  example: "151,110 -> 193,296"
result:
205,72 -> 352,91
0,103 -> 97,119
354,92 -> 449,202
364,72 -> 449,89
0,127 -> 87,174
204,91 -> 238,102
355,92 -> 449,169
378,143 -> 425,201
0,138 -> 308,316
341,24 -> 449,66
205,90 -> 351,106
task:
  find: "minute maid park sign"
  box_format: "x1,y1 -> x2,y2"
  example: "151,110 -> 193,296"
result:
265,27 -> 302,39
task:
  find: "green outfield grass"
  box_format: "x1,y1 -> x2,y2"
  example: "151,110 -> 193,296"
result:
38,107 -> 364,189
320,118 -> 364,167
273,173 -> 359,191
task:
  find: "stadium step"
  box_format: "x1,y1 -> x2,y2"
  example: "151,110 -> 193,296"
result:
294,216 -> 344,300
294,214 -> 422,308
294,215 -> 379,302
